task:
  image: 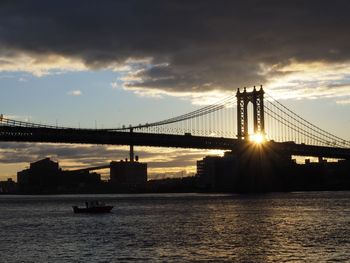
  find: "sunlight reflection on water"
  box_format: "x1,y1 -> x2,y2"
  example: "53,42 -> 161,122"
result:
0,192 -> 349,262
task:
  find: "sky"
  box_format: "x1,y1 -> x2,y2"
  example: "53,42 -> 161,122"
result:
1,0 -> 350,181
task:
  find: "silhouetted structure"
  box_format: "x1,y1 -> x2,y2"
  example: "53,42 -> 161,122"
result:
109,144 -> 147,188
197,144 -> 350,192
17,158 -> 61,187
1,85 -> 350,193
110,158 -> 147,188
0,178 -> 17,193
145,176 -> 197,193
197,152 -> 238,191
17,158 -> 101,194
236,85 -> 265,140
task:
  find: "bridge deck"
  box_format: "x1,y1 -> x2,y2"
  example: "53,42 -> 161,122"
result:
0,126 -> 350,159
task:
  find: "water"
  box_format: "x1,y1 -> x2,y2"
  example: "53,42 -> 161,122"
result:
0,192 -> 349,262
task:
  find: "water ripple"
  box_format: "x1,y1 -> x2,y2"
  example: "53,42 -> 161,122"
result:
0,192 -> 349,262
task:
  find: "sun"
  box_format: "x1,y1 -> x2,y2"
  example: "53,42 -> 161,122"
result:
250,133 -> 265,144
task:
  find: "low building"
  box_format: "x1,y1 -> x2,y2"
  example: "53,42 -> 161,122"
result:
17,158 -> 102,193
30,157 -> 60,174
0,178 -> 17,194
110,160 -> 147,187
17,158 -> 61,187
197,152 -> 238,191
61,170 -> 101,188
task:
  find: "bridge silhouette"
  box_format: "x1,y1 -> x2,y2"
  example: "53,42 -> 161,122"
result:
1,85 -> 350,160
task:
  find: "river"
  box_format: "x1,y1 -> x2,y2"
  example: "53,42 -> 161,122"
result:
0,192 -> 349,262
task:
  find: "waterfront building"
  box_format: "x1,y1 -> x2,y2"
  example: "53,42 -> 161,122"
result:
0,178 -> 17,193
17,158 -> 61,188
17,158 -> 101,193
110,159 -> 147,187
196,152 -> 238,191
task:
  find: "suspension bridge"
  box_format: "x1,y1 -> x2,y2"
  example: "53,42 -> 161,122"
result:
1,86 -> 350,160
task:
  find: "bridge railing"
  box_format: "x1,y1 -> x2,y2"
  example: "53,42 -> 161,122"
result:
0,115 -> 71,130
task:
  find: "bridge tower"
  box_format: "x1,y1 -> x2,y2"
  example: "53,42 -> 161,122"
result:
236,85 -> 265,140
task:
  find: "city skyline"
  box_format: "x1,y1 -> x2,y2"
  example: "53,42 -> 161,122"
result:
1,0 -> 350,180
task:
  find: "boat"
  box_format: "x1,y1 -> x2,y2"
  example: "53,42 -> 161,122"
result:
72,201 -> 113,213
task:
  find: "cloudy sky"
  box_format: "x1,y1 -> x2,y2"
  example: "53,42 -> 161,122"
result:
1,0 -> 350,180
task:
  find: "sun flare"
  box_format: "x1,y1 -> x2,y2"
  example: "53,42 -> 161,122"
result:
250,133 -> 265,144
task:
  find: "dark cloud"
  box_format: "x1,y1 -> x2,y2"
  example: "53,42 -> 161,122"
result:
1,0 -> 350,92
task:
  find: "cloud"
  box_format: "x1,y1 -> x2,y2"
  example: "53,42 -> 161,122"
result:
0,52 -> 87,77
1,1 -> 350,98
67,90 -> 82,96
336,99 -> 350,105
265,61 -> 350,100
110,82 -> 118,89
2,114 -> 32,122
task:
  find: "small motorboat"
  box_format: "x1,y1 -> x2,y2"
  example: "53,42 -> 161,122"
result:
72,201 -> 113,213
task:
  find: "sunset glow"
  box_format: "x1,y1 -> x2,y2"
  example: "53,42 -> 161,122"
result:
250,133 -> 265,144
1,2 -> 350,262
0,1 -> 350,182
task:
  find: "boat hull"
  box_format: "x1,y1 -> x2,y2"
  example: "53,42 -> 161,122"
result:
72,205 -> 113,213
